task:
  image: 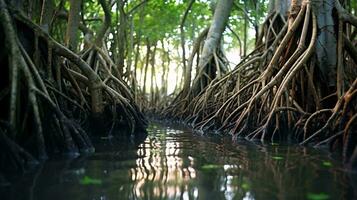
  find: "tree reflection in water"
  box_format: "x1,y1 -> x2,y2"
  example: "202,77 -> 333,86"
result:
119,123 -> 355,200
0,123 -> 356,200
130,127 -> 198,199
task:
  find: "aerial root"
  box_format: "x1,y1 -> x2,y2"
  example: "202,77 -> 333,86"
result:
0,130 -> 38,171
0,0 -> 147,171
301,79 -> 357,145
164,1 -> 356,163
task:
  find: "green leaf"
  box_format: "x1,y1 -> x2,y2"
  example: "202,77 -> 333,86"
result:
307,193 -> 330,200
322,161 -> 332,167
241,183 -> 250,190
271,143 -> 279,146
201,164 -> 220,170
79,176 -> 102,185
272,156 -> 284,160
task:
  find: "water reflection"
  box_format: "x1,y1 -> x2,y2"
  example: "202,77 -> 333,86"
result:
129,128 -> 198,200
0,123 -> 356,200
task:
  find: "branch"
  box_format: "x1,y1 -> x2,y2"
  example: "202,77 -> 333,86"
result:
233,2 -> 256,26
56,11 -> 93,34
95,0 -> 112,46
128,0 -> 148,16
344,34 -> 357,64
335,0 -> 357,27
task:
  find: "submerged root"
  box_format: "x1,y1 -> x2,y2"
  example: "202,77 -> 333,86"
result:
0,127 -> 38,172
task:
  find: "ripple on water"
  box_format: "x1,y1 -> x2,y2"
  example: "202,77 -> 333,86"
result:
0,122 -> 356,200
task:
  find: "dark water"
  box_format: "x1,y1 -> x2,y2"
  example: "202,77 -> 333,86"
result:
1,122 -> 357,200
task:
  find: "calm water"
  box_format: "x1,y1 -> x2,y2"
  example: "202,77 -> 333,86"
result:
1,122 -> 357,200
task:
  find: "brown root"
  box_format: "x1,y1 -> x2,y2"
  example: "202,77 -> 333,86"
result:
0,0 -> 147,172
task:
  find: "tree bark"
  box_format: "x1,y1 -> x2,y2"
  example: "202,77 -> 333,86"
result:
191,0 -> 233,94
150,44 -> 157,106
95,0 -> 111,47
127,16 -> 134,77
40,0 -> 54,33
182,27 -> 209,95
243,1 -> 248,57
65,0 -> 82,51
116,0 -> 127,75
180,0 -> 195,91
313,0 -> 337,91
142,39 -> 150,95
198,0 -> 233,68
268,0 -> 291,16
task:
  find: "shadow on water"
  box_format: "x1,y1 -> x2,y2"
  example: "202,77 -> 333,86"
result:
0,122 -> 357,200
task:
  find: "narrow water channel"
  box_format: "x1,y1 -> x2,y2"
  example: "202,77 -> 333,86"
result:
1,122 -> 356,200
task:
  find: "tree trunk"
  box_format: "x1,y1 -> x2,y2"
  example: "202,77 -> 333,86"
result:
191,0 -> 233,94
127,16 -> 134,78
133,6 -> 145,91
197,0 -> 233,69
142,39 -> 150,95
268,0 -> 291,16
65,0 -> 82,51
116,0 -> 127,76
243,1 -> 248,57
40,0 -> 54,33
161,40 -> 167,96
254,0 -> 259,44
180,0 -> 195,92
94,0 -> 111,47
150,44 -> 157,107
314,0 -> 338,93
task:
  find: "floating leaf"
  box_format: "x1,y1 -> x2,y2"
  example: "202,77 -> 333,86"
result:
79,176 -> 102,185
201,164 -> 220,170
307,193 -> 330,200
241,183 -> 250,190
272,156 -> 284,160
322,161 -> 332,167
